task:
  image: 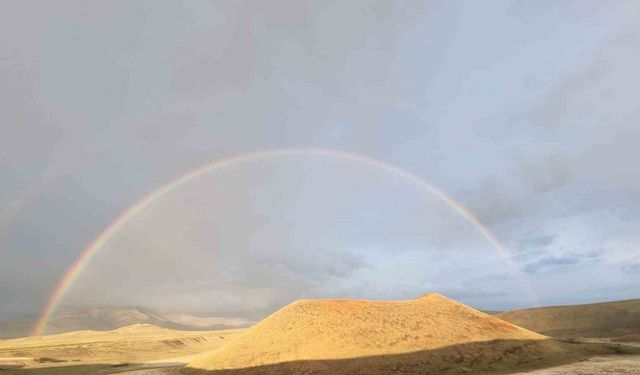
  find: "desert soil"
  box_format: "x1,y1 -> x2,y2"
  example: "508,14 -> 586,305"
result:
0,324 -> 245,374
511,355 -> 640,374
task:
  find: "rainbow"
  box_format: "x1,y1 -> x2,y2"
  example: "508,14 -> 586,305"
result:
32,148 -> 535,335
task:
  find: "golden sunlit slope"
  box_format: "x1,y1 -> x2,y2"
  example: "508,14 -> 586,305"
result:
187,293 -> 576,374
187,293 -> 640,374
0,323 -> 246,372
497,298 -> 640,341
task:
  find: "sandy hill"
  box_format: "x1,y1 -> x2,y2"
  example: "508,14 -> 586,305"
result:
497,298 -> 640,341
0,323 -> 247,372
0,307 -> 252,338
186,293 -> 635,374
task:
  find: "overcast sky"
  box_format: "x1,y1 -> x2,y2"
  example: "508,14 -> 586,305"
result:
2,1 -> 640,321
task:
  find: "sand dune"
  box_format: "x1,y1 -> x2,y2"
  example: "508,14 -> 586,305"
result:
186,293 -> 637,374
498,298 -> 640,341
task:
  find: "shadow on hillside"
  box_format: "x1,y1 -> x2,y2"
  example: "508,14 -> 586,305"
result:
180,339 -> 640,375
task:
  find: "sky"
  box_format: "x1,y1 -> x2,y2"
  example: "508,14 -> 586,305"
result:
1,1 -> 640,322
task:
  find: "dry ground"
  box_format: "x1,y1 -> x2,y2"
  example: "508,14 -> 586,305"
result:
0,328 -> 638,374
2,295 -> 640,374
0,324 -> 245,374
511,355 -> 640,374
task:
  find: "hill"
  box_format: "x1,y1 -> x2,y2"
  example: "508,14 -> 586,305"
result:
0,323 -> 246,372
0,307 -> 253,338
186,293 -> 635,374
497,298 -> 640,341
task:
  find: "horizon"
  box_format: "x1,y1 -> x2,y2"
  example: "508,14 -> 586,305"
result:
4,282 -> 640,327
5,292 -> 640,340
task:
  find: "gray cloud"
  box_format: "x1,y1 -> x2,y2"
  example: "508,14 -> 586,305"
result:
517,234 -> 555,252
536,26 -> 640,191
518,153 -> 573,193
621,262 -> 640,276
523,256 -> 581,274
255,248 -> 367,282
463,180 -> 521,225
538,30 -> 640,130
522,248 -> 603,275
2,1 -> 640,321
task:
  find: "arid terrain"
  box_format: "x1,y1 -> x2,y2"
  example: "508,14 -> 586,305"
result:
497,299 -> 640,342
1,294 -> 639,375
0,324 -> 245,374
184,293 -> 638,374
512,353 -> 640,374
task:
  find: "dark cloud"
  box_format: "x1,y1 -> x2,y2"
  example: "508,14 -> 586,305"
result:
536,27 -> 640,191
463,181 -> 521,225
255,249 -> 367,282
621,262 -> 640,276
521,243 -> 605,275
517,234 -> 555,252
538,30 -> 640,130
523,255 -> 580,274
518,153 -> 573,193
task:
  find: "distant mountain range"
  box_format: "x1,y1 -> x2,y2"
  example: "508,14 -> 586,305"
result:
3,297 -> 639,341
0,307 -> 253,338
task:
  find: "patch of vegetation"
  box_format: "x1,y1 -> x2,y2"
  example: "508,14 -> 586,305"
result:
34,357 -> 66,363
